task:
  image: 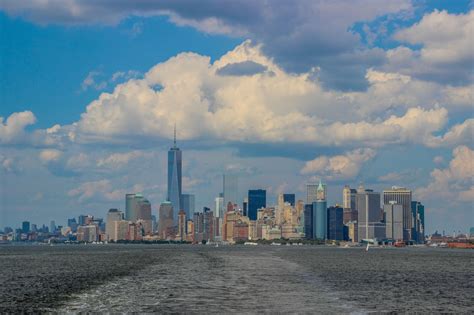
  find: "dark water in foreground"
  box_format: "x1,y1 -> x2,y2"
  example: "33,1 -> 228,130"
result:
0,245 -> 472,313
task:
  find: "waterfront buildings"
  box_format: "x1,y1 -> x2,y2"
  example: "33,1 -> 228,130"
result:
168,127 -> 182,223
248,189 -> 266,221
383,187 -> 412,241
357,187 -> 385,241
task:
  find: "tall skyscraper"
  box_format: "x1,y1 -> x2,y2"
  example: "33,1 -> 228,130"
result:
125,193 -> 136,221
182,194 -> 195,219
306,183 -> 318,204
342,185 -> 357,209
307,181 -> 327,240
177,210 -> 186,241
223,174 -> 238,208
248,189 -> 266,220
126,193 -> 152,223
106,208 -> 124,241
411,201 -> 425,243
313,200 -> 327,240
327,206 -> 344,240
283,194 -> 296,206
304,204 -> 313,239
158,201 -> 174,239
168,125 -> 182,224
383,187 -> 412,241
384,202 -> 403,241
357,189 -> 385,240
22,221 -> 30,234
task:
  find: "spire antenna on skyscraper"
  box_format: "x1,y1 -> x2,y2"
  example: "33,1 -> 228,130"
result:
173,122 -> 177,148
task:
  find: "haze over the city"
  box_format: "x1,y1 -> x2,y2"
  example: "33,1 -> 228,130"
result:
1,0 -> 473,234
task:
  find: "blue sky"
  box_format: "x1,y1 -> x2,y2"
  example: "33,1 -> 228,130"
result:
0,0 -> 472,233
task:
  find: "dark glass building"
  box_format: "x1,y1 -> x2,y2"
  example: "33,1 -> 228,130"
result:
327,206 -> 344,240
283,194 -> 296,206
304,204 -> 313,239
22,221 -> 30,234
248,189 -> 266,220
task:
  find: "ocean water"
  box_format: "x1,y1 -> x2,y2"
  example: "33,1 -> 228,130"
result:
0,245 -> 472,313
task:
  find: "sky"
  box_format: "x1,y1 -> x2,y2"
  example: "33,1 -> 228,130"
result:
0,0 -> 473,234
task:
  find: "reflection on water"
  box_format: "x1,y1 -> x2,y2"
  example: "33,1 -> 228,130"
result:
0,245 -> 472,313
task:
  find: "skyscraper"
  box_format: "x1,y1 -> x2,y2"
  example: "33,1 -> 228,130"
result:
158,201 -> 174,239
313,201 -> 327,240
168,125 -> 182,224
343,185 -> 357,209
182,194 -> 195,219
304,204 -> 313,239
384,202 -> 403,241
306,183 -> 318,204
411,201 -> 425,243
283,194 -> 296,206
315,181 -> 327,239
125,193 -> 136,221
177,210 -> 186,241
106,208 -> 124,241
327,206 -> 344,240
248,189 -> 266,220
357,189 -> 385,241
126,193 -> 152,224
383,187 -> 412,241
223,174 -> 238,208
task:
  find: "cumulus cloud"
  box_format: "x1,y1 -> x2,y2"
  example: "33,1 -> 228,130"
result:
68,179 -> 125,203
425,119 -> 474,148
416,145 -> 474,202
0,111 -> 36,144
65,42 -> 459,150
301,148 -> 376,180
96,151 -> 150,169
389,10 -> 474,85
39,149 -> 63,163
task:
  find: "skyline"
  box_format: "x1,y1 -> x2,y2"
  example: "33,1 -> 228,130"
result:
1,1 -> 473,233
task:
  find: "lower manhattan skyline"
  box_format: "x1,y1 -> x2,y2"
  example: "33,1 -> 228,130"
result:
1,1 -> 472,235
1,1 -> 473,314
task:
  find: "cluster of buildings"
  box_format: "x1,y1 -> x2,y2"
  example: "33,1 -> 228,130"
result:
3,132 -> 470,245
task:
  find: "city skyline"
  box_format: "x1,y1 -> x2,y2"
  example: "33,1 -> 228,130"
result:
1,1 -> 473,234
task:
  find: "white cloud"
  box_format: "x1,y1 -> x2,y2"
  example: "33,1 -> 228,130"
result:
67,42 -> 457,149
416,145 -> 474,202
0,111 -> 36,144
96,150 -> 150,169
39,149 -> 63,163
389,10 -> 474,85
301,148 -> 376,180
68,179 -> 131,203
394,10 -> 473,65
425,119 -> 474,148
81,71 -> 107,91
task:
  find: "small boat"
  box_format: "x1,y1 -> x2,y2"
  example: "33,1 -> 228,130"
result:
365,243 -> 369,252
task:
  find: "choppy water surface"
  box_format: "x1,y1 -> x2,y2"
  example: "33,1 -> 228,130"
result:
0,245 -> 472,313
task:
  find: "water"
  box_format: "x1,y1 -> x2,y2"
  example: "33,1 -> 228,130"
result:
0,245 -> 472,313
